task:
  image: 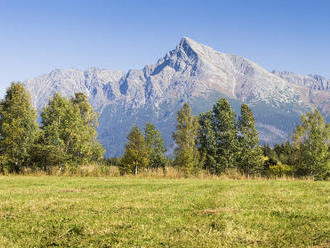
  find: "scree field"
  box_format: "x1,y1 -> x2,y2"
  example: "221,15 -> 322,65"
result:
0,176 -> 329,247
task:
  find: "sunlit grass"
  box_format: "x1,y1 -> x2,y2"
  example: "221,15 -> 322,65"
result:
0,176 -> 329,247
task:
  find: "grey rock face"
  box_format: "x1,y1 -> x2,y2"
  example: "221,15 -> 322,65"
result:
24,37 -> 330,156
272,70 -> 330,91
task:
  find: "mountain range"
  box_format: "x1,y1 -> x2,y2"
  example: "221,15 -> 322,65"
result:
24,37 -> 330,156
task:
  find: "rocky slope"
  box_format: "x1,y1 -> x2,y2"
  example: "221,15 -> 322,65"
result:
24,37 -> 330,156
272,70 -> 330,91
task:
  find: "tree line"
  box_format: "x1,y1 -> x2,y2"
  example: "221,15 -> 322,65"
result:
0,83 -> 104,173
169,100 -> 329,180
0,82 -> 329,179
119,99 -> 329,180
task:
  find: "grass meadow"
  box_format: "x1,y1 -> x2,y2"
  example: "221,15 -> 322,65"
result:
0,176 -> 329,247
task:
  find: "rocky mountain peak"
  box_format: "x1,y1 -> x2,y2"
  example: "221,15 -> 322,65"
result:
177,37 -> 200,58
178,37 -> 219,58
23,38 -> 329,156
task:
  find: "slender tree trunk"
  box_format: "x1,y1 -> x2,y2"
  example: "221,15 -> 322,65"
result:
135,165 -> 137,175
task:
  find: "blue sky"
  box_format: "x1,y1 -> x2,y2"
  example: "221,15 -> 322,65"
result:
0,0 -> 329,96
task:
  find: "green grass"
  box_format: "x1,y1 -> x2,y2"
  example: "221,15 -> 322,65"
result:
0,176 -> 329,247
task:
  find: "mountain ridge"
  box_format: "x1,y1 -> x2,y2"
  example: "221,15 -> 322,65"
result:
272,70 -> 330,91
23,37 -> 330,156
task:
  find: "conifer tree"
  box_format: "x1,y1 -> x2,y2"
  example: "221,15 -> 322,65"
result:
262,144 -> 278,162
120,125 -> 149,175
212,98 -> 238,174
237,104 -> 263,176
197,111 -> 217,172
173,103 -> 200,176
0,82 -> 39,172
292,109 -> 329,179
144,122 -> 167,170
273,141 -> 295,166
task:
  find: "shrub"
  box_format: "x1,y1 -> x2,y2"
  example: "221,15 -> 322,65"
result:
269,162 -> 293,177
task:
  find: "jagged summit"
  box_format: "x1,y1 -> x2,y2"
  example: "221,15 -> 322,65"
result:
177,37 -> 215,56
178,37 -> 199,50
23,38 -> 330,156
176,37 -> 228,67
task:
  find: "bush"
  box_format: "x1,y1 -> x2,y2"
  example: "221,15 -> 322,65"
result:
269,162 -> 293,177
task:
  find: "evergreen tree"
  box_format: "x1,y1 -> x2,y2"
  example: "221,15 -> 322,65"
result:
144,122 -> 167,170
0,82 -> 39,172
120,125 -> 149,175
237,104 -> 263,176
173,103 -> 200,176
262,144 -> 278,162
261,144 -> 278,175
212,98 -> 238,174
273,141 -> 295,166
292,109 -> 329,179
197,111 -> 217,172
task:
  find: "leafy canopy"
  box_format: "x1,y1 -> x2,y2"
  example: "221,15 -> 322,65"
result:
0,82 -> 39,172
292,109 -> 329,179
120,125 -> 149,175
236,104 -> 263,176
173,103 -> 200,176
145,122 -> 167,169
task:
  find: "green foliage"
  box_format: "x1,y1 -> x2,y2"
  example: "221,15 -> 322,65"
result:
0,83 -> 328,182
71,92 -> 97,127
210,98 -> 238,174
103,157 -> 121,167
36,92 -> 104,168
0,82 -> 39,172
173,103 -> 200,176
198,111 -> 217,172
70,93 -> 105,162
120,125 -> 149,175
262,144 -> 278,160
273,141 -> 296,166
144,122 -> 167,170
269,162 -> 293,177
292,109 -> 329,179
31,144 -> 70,170
237,104 -> 263,176
198,100 -> 263,176
38,93 -> 83,166
261,144 -> 278,175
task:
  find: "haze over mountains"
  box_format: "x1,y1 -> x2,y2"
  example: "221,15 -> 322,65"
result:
24,37 -> 330,156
